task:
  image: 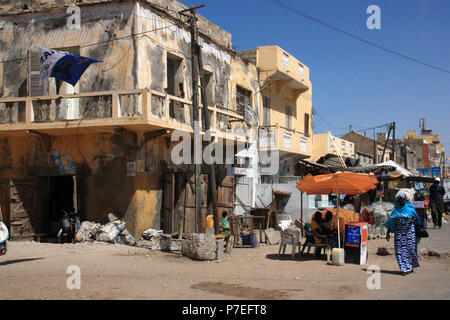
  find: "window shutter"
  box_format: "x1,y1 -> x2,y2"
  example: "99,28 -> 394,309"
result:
304,113 -> 310,136
285,106 -> 292,129
28,50 -> 47,97
263,96 -> 270,127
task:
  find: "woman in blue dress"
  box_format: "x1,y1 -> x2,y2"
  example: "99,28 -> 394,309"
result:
384,193 -> 420,276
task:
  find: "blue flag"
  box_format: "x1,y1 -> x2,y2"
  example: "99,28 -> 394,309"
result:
39,48 -> 101,86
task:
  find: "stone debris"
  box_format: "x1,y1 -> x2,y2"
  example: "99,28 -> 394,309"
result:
182,233 -> 216,261
376,246 -> 395,256
75,219 -> 136,246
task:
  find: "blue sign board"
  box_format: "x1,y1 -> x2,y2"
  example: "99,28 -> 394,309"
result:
346,225 -> 361,245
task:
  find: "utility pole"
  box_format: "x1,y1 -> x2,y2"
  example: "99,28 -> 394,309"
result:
392,121 -> 396,162
180,5 -> 205,233
381,123 -> 392,163
373,128 -> 377,164
198,43 -> 220,234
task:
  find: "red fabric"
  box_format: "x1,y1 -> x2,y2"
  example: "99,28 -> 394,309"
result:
359,208 -> 374,224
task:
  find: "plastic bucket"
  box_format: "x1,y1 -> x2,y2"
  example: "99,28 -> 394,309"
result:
242,233 -> 257,246
332,248 -> 345,266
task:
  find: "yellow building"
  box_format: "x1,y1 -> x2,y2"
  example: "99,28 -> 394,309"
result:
239,46 -> 312,180
0,0 -> 261,239
311,133 -> 355,163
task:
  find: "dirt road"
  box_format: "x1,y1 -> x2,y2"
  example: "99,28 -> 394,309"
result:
0,226 -> 449,300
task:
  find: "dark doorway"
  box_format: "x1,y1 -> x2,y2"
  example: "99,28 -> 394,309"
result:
44,176 -> 76,235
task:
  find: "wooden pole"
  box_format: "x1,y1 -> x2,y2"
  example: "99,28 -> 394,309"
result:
197,44 -> 220,235
189,11 -> 201,233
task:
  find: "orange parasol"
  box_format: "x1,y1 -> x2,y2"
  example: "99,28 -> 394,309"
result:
296,172 -> 378,195
296,172 -> 378,248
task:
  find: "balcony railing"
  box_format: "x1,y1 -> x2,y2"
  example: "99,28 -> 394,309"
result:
0,89 -> 253,140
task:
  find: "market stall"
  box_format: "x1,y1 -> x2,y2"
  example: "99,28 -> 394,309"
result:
296,172 -> 379,265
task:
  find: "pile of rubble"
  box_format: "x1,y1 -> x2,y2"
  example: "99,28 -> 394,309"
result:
75,213 -> 137,246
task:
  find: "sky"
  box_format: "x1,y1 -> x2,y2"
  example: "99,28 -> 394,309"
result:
182,0 -> 450,154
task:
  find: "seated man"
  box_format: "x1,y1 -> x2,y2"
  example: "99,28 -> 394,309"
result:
322,211 -> 338,248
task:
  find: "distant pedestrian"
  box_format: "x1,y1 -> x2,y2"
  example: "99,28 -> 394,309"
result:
384,193 -> 420,276
429,177 -> 445,229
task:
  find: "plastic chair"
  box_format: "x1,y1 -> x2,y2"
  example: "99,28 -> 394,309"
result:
301,225 -> 331,263
278,228 -> 301,259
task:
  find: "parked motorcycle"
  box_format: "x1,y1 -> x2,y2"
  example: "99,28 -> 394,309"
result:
57,210 -> 80,244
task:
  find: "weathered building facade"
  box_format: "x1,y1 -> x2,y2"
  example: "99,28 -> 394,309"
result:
0,0 -> 261,239
239,46 -> 313,182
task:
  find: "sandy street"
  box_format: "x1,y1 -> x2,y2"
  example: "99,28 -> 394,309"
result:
0,225 -> 449,300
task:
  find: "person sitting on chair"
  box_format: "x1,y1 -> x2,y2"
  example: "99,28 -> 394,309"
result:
311,211 -> 326,257
322,211 -> 338,248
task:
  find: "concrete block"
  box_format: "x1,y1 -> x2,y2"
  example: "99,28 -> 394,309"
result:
264,228 -> 280,245
182,233 -> 216,261
215,239 -> 224,260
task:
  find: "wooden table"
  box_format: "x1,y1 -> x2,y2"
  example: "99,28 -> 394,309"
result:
230,215 -> 266,248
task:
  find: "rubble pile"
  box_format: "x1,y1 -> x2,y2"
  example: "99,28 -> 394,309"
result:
75,218 -> 136,246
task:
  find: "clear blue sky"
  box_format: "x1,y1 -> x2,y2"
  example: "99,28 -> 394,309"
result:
183,0 -> 450,152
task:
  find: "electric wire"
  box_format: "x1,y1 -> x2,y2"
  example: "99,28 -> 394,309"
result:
268,0 -> 450,75
312,106 -> 348,131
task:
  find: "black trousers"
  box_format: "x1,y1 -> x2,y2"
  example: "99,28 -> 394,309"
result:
430,201 -> 444,227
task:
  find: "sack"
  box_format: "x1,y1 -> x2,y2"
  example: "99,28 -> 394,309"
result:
415,222 -> 429,238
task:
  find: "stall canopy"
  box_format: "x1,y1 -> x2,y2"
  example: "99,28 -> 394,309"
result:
296,172 -> 379,249
296,172 -> 379,195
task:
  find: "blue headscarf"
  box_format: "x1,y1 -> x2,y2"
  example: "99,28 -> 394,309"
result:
384,194 -> 419,233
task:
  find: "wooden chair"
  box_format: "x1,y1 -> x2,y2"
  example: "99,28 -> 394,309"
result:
278,228 -> 301,259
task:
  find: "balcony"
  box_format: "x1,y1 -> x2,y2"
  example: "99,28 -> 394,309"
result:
242,46 -> 310,98
259,124 -> 311,158
0,89 -> 253,141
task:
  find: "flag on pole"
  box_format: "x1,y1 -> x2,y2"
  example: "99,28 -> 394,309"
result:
39,48 -> 101,86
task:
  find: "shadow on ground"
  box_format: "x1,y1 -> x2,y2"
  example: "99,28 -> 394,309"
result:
0,258 -> 44,266
362,268 -> 405,276
191,281 -> 293,299
265,253 -> 328,262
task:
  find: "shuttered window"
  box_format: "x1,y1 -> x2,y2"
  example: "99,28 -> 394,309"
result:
262,96 -> 271,127
28,50 -> 47,97
304,113 -> 310,136
236,85 -> 251,115
285,106 -> 292,130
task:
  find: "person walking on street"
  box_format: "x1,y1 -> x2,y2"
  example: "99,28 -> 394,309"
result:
429,177 -> 446,229
385,193 -> 421,276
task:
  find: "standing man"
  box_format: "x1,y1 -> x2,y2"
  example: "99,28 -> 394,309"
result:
429,177 -> 446,229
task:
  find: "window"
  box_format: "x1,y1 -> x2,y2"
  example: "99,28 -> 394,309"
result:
304,113 -> 310,136
262,96 -> 271,127
341,141 -> 346,152
300,138 -> 308,152
236,85 -> 251,115
298,63 -> 304,78
283,52 -> 290,67
283,133 -> 292,148
166,52 -> 184,98
285,106 -> 292,129
28,47 -> 80,97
